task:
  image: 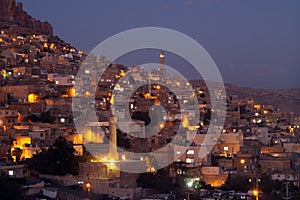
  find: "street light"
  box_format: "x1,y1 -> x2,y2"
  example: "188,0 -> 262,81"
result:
186,181 -> 193,200
253,189 -> 258,200
249,177 -> 260,200
86,181 -> 91,200
187,181 -> 193,188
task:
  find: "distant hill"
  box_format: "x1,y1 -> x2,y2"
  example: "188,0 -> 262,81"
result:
191,79 -> 300,115
226,84 -> 300,115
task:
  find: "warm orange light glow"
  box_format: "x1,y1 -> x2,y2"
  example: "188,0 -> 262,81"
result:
154,85 -> 161,90
240,159 -> 245,164
253,190 -> 258,196
14,136 -> 31,148
160,51 -> 165,58
84,130 -> 93,143
120,71 -> 126,77
254,104 -> 261,110
86,182 -> 91,190
110,94 -> 115,105
68,88 -> 76,97
85,91 -> 90,96
182,114 -> 189,128
144,93 -> 151,99
28,94 -> 39,103
190,93 -> 195,98
72,134 -> 83,144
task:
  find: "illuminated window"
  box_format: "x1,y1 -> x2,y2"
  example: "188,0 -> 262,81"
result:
8,170 -> 13,176
60,118 -> 65,123
186,158 -> 194,163
240,159 -> 245,164
186,150 -> 194,155
224,146 -> 229,151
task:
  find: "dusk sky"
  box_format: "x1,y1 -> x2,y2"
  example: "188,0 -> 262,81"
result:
20,0 -> 300,89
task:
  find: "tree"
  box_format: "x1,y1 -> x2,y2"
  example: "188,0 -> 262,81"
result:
221,174 -> 251,192
27,136 -> 79,175
0,178 -> 23,200
259,173 -> 282,193
137,168 -> 174,193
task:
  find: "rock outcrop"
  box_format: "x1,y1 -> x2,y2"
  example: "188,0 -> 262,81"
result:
0,0 -> 53,36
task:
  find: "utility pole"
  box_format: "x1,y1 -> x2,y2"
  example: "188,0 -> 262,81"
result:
282,182 -> 292,200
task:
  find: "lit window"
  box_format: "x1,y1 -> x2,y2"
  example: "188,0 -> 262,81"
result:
186,150 -> 194,155
240,159 -> 245,164
8,170 -> 13,176
60,118 -> 65,123
186,158 -> 194,163
224,146 -> 229,151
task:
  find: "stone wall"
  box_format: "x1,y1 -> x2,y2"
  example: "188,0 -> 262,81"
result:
39,174 -> 76,186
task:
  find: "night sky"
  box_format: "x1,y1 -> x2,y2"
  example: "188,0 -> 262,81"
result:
19,0 -> 300,89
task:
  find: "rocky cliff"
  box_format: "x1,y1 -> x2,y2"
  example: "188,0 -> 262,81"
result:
0,0 -> 53,36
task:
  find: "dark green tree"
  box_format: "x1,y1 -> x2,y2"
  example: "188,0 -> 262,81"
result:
27,136 -> 78,175
137,168 -> 174,193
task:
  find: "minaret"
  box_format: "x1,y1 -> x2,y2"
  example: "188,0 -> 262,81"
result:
148,72 -> 151,97
108,109 -> 118,160
159,51 -> 165,70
